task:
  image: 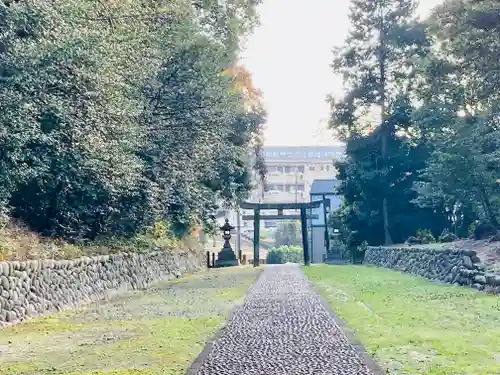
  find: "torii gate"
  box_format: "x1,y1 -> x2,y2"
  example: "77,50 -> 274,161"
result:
239,201 -> 322,267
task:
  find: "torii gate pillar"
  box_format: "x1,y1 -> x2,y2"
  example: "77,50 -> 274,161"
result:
240,201 -> 322,267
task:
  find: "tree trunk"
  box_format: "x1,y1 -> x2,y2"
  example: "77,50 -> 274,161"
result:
381,123 -> 392,244
479,186 -> 499,227
379,9 -> 393,245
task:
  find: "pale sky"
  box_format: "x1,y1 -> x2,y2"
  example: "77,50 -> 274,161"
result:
241,0 -> 442,146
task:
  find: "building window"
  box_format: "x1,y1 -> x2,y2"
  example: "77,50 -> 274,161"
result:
285,166 -> 292,173
320,165 -> 324,171
277,166 -> 284,173
297,184 -> 305,192
309,165 -> 315,171
264,184 -> 276,191
326,165 -> 330,171
277,184 -> 284,192
297,166 -> 304,173
286,184 -> 294,192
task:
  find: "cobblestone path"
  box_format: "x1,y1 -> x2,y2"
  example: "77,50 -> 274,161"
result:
190,264 -> 380,375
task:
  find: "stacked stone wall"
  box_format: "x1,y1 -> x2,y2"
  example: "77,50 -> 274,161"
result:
364,246 -> 500,293
0,250 -> 204,325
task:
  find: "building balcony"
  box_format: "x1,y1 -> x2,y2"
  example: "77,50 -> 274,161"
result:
262,190 -> 306,203
265,172 -> 305,184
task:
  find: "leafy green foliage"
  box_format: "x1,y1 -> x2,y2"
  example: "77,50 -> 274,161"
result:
438,229 -> 457,243
412,0 -> 500,230
415,229 -> 435,244
267,245 -> 303,264
329,0 -> 500,247
273,221 -> 301,247
329,211 -> 367,262
328,0 -> 447,246
0,0 -> 265,242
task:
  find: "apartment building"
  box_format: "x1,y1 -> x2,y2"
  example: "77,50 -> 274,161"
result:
244,145 -> 344,228
260,145 -> 343,200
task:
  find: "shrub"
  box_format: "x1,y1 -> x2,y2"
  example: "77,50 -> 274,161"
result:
415,229 -> 435,244
0,1 -> 265,243
357,240 -> 368,261
438,229 -> 457,243
267,245 -> 303,264
0,218 -> 202,261
468,221 -> 478,238
340,240 -> 368,263
473,221 -> 497,240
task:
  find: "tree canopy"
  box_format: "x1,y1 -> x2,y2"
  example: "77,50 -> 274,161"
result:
0,0 -> 266,241
330,0 -> 500,246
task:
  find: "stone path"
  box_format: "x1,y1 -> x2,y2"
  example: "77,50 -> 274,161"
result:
189,264 -> 382,375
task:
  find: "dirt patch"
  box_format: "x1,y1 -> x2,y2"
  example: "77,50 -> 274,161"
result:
451,239 -> 500,270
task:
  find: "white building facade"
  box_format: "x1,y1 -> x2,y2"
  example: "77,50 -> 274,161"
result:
245,145 -> 344,229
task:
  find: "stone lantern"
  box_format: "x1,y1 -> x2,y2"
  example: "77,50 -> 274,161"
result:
215,218 -> 239,267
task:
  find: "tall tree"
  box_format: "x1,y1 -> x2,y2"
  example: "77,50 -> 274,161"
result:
0,0 -> 265,240
413,0 -> 500,229
329,0 -> 429,244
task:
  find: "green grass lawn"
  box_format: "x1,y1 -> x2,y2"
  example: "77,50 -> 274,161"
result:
304,265 -> 500,375
0,267 -> 259,375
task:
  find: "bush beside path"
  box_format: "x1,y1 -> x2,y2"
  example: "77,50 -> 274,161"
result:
0,268 -> 260,375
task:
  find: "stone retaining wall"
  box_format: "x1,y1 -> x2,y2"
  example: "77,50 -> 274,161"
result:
0,250 -> 204,326
364,246 -> 500,293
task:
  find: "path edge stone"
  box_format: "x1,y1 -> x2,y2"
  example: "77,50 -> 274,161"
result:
185,268 -> 263,375
307,276 -> 387,375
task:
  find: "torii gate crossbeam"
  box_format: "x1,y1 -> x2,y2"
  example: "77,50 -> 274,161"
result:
239,201 -> 322,267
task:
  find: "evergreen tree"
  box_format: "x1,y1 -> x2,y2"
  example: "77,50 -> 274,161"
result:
0,0 -> 265,240
329,0 -> 431,244
413,0 -> 500,229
